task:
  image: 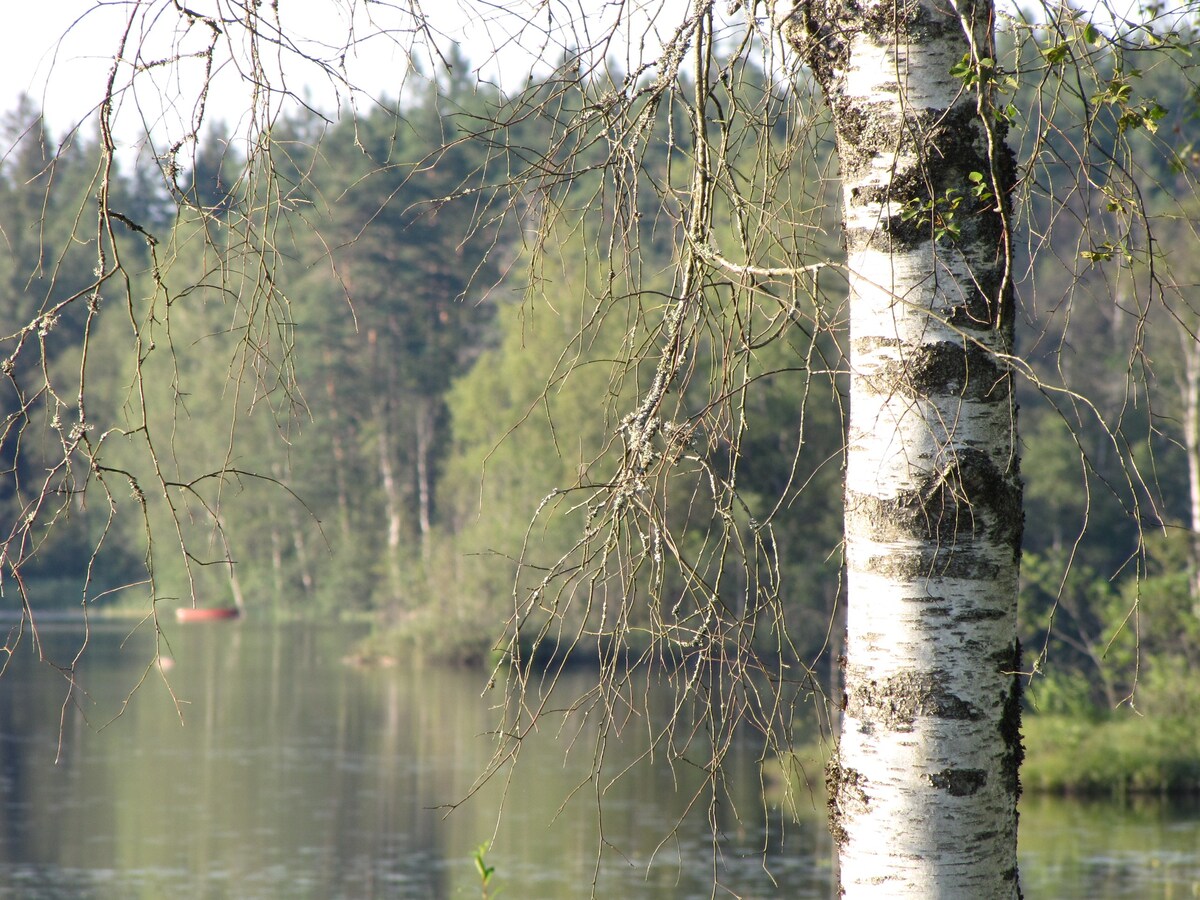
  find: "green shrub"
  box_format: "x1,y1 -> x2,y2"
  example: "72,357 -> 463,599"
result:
1023,712 -> 1200,796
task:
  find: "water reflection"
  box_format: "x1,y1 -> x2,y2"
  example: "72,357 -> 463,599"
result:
0,622 -> 830,898
1020,793 -> 1200,899
0,622 -> 1197,898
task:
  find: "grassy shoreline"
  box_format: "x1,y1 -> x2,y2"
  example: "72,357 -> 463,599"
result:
1022,713 -> 1200,797
765,712 -> 1200,801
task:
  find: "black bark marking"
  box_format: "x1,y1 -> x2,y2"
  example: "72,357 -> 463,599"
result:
782,0 -> 848,89
826,754 -> 866,849
961,606 -> 1008,621
930,768 -> 987,796
846,669 -> 980,730
1007,865 -> 1025,900
998,638 -> 1025,800
855,339 -> 1009,403
946,298 -> 1003,332
847,447 -> 1022,555
1001,637 -> 1025,897
859,548 -> 1001,581
908,591 -> 955,620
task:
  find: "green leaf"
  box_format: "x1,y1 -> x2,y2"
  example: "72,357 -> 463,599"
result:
474,842 -> 495,884
950,54 -> 974,82
1080,242 -> 1117,263
1043,42 -> 1071,66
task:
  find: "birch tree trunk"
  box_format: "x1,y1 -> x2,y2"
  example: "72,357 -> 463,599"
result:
322,346 -> 353,542
415,399 -> 434,560
785,1 -> 1024,895
1178,327 -> 1200,606
275,462 -> 316,598
376,399 -> 406,598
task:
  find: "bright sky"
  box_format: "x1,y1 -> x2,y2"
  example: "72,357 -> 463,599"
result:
3,3 -> 106,130
0,0 -> 695,155
2,2 -> 447,147
1,0 -> 1165,157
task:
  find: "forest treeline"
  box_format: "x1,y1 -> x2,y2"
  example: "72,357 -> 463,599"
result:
3,34 -> 1199,723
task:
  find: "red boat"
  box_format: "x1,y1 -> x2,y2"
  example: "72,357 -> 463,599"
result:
175,606 -> 242,623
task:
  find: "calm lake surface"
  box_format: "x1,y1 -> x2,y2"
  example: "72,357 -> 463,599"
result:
1,620 -> 1198,898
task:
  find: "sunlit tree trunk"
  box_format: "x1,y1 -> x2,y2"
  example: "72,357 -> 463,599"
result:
274,461 -> 315,598
289,510 -> 315,598
269,514 -> 285,598
376,400 -> 406,597
1179,327 -> 1200,606
368,326 -> 406,599
213,513 -> 246,612
415,399 -> 434,560
322,346 -> 353,542
786,1 -> 1024,895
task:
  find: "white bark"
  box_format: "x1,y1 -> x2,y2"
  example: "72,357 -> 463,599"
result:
787,1 -> 1023,896
376,403 -> 405,596
273,461 -> 314,596
323,347 -> 353,541
1179,327 -> 1200,604
415,400 -> 434,559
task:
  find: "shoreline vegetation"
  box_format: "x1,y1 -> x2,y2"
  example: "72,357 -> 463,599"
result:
6,45 -> 1200,814
1020,713 -> 1200,797
347,625 -> 1200,799
19,605 -> 1200,797
769,712 -> 1200,801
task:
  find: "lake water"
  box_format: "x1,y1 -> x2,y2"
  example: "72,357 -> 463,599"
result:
1,620 -> 1198,898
